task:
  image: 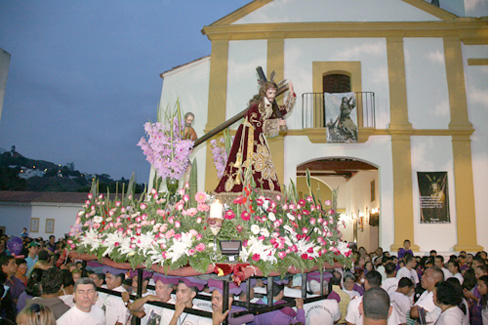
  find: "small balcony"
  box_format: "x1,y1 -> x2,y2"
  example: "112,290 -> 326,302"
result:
300,92 -> 376,143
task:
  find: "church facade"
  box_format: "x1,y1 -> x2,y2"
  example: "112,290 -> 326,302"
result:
155,0 -> 487,253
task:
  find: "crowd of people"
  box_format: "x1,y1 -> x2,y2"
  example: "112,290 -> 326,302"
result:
0,232 -> 487,325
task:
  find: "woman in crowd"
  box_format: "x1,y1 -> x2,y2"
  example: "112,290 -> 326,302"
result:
16,303 -> 56,325
16,268 -> 44,313
477,275 -> 487,325
433,280 -> 468,325
342,273 -> 361,299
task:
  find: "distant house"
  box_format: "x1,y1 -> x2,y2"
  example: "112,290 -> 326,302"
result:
0,191 -> 86,239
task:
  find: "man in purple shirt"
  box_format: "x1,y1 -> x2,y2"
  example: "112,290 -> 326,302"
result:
252,281 -> 305,325
0,255 -> 25,304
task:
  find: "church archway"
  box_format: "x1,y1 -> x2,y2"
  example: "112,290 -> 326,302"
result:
296,157 -> 380,253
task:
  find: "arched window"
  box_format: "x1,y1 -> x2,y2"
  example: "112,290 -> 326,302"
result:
323,73 -> 351,93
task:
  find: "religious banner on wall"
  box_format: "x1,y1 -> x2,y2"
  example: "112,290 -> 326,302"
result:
324,92 -> 358,143
417,172 -> 450,223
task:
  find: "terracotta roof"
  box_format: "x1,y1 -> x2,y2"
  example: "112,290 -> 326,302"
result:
0,191 -> 90,204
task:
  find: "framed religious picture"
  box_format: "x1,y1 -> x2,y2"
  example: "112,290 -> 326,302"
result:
45,218 -> 55,234
417,172 -> 450,223
30,217 -> 40,233
371,180 -> 375,202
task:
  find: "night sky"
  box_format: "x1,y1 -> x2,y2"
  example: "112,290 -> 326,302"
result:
0,0 -> 250,183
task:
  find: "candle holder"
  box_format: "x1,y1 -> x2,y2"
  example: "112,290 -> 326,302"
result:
208,200 -> 224,261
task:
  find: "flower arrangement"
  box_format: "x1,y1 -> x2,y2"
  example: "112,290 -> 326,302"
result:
210,131 -> 233,179
69,174 -> 353,276
137,101 -> 194,180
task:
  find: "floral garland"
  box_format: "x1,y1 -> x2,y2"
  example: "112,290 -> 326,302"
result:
69,183 -> 353,276
137,102 -> 194,180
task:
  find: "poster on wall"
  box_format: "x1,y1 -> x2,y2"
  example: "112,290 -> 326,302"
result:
417,172 -> 450,223
324,92 -> 358,143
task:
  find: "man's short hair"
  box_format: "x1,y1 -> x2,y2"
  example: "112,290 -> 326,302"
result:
0,255 -> 14,268
271,282 -> 285,297
330,271 -> 342,286
95,273 -> 106,283
38,250 -> 50,262
74,277 -> 96,291
404,253 -> 414,263
435,255 -> 444,263
41,267 -> 64,295
365,270 -> 382,287
385,262 -> 396,276
397,277 -> 414,289
428,266 -> 444,282
435,281 -> 463,306
430,250 -> 437,255
362,287 -> 391,320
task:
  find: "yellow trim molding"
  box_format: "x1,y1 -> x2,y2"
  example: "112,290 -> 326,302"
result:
312,61 -> 362,128
467,58 -> 488,66
202,21 -> 487,41
205,40 -> 229,192
443,36 -> 483,252
386,36 -> 418,252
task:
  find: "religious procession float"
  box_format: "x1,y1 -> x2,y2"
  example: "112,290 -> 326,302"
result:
66,70 -> 353,321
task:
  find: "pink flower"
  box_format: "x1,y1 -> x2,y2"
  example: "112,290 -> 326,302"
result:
309,218 -> 316,225
302,227 -> 308,234
162,252 -> 167,258
195,192 -> 207,204
240,211 -> 251,221
175,221 -> 181,228
325,200 -> 332,206
278,251 -> 286,260
307,247 -> 314,254
258,235 -> 265,241
179,188 -> 186,196
302,209 -> 310,216
188,249 -> 196,255
196,234 -> 203,240
252,253 -> 261,262
301,253 -> 309,260
224,210 -> 235,220
115,201 -> 121,207
196,217 -> 202,224
185,208 -> 198,217
298,199 -> 306,207
196,243 -> 206,252
87,193 -> 93,199
182,194 -> 189,202
328,209 -> 335,215
306,196 -> 313,202
174,233 -> 182,241
165,230 -> 175,239
234,196 -> 246,205
140,203 -> 147,210
197,204 -> 209,212
256,198 -> 264,206
236,225 -> 243,233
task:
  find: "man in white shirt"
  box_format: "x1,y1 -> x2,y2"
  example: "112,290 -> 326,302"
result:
169,277 -> 211,325
410,266 -> 444,324
57,277 -> 105,325
345,271 -> 399,325
124,273 -> 178,325
397,253 -> 419,285
361,287 -> 393,325
101,266 -> 129,325
389,277 -> 414,325
381,262 -> 398,295
434,255 -> 452,280
304,279 -> 341,325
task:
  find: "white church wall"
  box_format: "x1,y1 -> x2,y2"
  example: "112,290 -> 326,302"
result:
227,40 -> 267,120
154,57 -> 210,191
284,135 -> 394,250
232,0 -> 441,24
31,204 -> 81,240
284,37 -> 391,129
317,176 -> 348,209
462,44 -> 488,251
404,38 -> 451,129
411,136 -> 458,252
343,170 -> 380,253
